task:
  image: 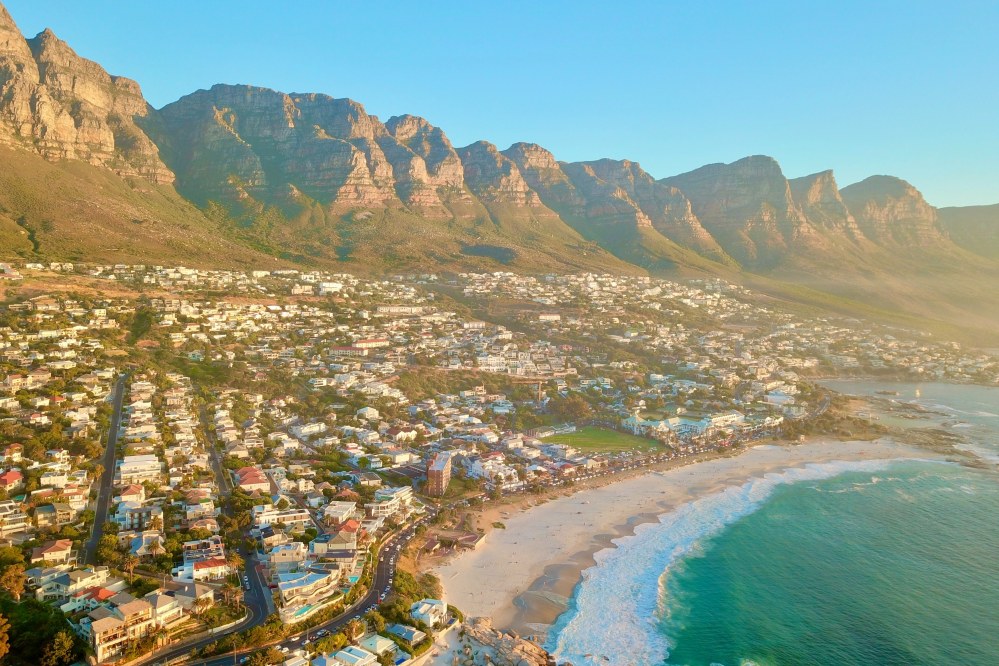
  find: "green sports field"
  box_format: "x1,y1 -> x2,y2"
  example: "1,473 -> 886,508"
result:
541,426 -> 657,453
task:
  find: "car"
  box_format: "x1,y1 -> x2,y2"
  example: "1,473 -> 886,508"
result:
316,629 -> 329,637
239,658 -> 250,664
379,593 -> 386,601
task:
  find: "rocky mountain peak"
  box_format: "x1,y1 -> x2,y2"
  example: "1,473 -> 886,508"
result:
385,114 -> 464,188
841,175 -> 941,245
502,142 -> 560,171
0,6 -> 172,183
660,155 -> 810,267
385,114 -> 432,142
0,4 -> 30,59
788,170 -> 861,238
458,140 -> 540,205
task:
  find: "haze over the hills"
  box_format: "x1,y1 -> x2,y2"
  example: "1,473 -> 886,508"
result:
1,1 -> 998,341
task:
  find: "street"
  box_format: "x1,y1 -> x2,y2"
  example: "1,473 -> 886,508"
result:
171,520 -> 424,666
82,374 -> 127,565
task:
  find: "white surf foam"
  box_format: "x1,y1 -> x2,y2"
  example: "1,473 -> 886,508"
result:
546,458 -> 901,666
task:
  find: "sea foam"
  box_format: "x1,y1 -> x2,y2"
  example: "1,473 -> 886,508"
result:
546,458 -> 900,666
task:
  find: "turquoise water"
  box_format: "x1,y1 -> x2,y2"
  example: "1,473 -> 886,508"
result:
663,462 -> 999,665
549,382 -> 999,666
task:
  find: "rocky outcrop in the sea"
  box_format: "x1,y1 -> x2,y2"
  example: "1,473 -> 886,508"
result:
840,175 -> 944,246
458,617 -> 557,666
0,6 -> 172,182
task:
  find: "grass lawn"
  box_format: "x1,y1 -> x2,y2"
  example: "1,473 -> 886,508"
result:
542,426 -> 657,453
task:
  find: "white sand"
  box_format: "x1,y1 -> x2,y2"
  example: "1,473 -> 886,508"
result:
433,438 -> 936,630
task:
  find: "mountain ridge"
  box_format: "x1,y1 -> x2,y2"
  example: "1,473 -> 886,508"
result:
1,2 -> 998,340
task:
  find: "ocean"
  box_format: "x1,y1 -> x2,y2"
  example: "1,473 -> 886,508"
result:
547,382 -> 999,666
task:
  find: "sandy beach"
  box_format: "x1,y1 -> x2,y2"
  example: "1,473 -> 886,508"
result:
429,438 -> 942,643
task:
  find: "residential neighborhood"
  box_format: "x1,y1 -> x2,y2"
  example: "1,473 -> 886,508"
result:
0,262 -> 995,665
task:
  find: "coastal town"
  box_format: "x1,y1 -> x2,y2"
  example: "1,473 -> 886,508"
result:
0,261 -> 995,666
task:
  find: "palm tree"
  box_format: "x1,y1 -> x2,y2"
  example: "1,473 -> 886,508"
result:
123,555 -> 139,583
192,596 -> 213,617
227,551 -> 244,574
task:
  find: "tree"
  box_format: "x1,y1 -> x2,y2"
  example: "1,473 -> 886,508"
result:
0,613 -> 9,662
0,547 -> 23,569
312,633 -> 347,655
227,551 -> 244,573
365,610 -> 386,633
123,555 -> 139,583
193,596 -> 213,616
97,533 -> 122,565
40,629 -> 76,666
0,564 -> 26,600
246,647 -> 282,666
345,618 -> 365,640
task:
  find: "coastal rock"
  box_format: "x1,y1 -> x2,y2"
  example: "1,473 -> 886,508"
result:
0,8 -> 172,182
462,618 -> 555,666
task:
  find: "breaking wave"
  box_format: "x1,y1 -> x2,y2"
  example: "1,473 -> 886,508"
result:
546,459 -> 901,666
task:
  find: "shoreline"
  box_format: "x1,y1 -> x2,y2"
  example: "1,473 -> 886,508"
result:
427,437 -> 946,650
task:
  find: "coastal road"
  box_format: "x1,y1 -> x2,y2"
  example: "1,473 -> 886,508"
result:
174,520 -> 426,666
82,374 -> 127,565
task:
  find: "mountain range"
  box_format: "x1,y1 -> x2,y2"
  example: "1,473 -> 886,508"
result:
1,3 -> 998,340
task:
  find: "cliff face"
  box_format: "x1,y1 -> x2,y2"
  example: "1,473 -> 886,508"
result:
577,159 -> 731,262
661,155 -> 813,267
0,8 -> 171,183
938,203 -> 999,261
457,140 -> 543,206
1,0 -> 996,294
151,85 -> 399,210
840,175 -> 943,246
788,170 -> 863,240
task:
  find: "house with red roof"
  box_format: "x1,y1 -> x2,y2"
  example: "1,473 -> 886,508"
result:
1,444 -> 22,465
234,466 -> 270,493
115,484 -> 145,504
31,539 -> 76,566
0,469 -> 23,491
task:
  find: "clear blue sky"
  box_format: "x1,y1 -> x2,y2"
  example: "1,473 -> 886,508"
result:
6,0 -> 999,206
